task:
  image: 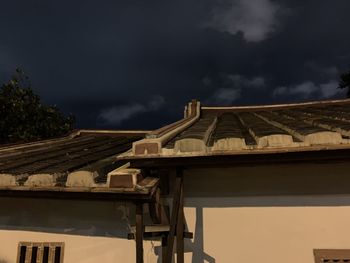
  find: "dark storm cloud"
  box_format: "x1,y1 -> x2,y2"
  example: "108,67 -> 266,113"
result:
1,0 -> 350,129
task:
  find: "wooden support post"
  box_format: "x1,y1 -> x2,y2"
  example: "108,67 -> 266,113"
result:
159,169 -> 170,195
176,180 -> 184,263
149,188 -> 162,224
165,168 -> 183,263
136,203 -> 144,263
162,235 -> 168,263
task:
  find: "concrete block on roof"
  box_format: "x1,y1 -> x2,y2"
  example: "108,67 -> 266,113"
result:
256,134 -> 294,148
304,131 -> 343,145
174,138 -> 207,153
0,174 -> 17,186
212,138 -> 247,151
66,171 -> 97,187
107,168 -> 142,188
24,174 -> 56,187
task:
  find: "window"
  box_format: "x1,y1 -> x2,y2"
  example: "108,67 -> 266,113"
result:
17,242 -> 64,263
314,249 -> 350,263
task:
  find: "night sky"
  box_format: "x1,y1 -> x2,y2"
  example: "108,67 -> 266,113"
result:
1,0 -> 349,130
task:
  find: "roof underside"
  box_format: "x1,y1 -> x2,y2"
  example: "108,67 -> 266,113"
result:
164,100 -> 350,154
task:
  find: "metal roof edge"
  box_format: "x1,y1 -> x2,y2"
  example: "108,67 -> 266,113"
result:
122,145 -> 350,169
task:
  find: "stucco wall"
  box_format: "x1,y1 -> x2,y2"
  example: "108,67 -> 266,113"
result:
0,198 -> 159,263
1,162 -> 350,263
180,162 -> 350,263
182,197 -> 350,263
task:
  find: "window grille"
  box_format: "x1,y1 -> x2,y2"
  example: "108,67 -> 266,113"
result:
17,242 -> 64,263
314,249 -> 350,263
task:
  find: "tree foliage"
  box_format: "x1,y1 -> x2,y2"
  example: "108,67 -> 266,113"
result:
339,70 -> 350,98
0,68 -> 75,144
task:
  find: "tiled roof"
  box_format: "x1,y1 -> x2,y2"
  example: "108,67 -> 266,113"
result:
0,130 -> 146,189
129,99 -> 350,157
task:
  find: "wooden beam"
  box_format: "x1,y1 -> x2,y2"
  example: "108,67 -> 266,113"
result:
0,177 -> 159,201
128,148 -> 350,169
147,184 -> 170,225
127,224 -> 192,240
127,230 -> 193,240
165,168 -> 183,263
149,188 -> 162,224
176,180 -> 184,263
159,169 -> 170,196
135,203 -> 144,263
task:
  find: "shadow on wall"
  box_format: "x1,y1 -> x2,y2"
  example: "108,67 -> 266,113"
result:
187,206 -> 215,263
0,197 -> 137,238
154,201 -> 216,263
152,162 -> 350,262
153,194 -> 350,263
153,205 -> 216,263
184,162 -> 350,199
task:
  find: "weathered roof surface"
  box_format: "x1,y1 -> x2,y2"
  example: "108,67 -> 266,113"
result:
126,99 -> 350,158
0,132 -> 140,175
0,130 -> 152,193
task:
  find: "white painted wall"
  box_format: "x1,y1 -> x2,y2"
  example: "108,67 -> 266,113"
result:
183,197 -> 350,263
180,162 -> 350,262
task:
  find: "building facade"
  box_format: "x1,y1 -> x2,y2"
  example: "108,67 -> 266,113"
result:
1,99 -> 350,263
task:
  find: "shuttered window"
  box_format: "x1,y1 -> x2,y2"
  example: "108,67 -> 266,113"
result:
17,242 -> 64,263
314,249 -> 350,263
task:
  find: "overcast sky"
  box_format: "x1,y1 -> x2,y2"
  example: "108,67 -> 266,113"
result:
1,0 -> 349,129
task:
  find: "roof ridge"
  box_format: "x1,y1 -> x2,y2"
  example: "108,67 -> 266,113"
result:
202,98 -> 350,110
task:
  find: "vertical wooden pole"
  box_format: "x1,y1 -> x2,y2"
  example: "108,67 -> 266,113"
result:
162,235 -> 168,263
149,188 -> 162,224
136,203 -> 144,263
165,168 -> 183,263
176,181 -> 184,263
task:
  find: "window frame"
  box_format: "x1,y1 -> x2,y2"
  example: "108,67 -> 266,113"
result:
314,249 -> 350,263
17,242 -> 64,263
